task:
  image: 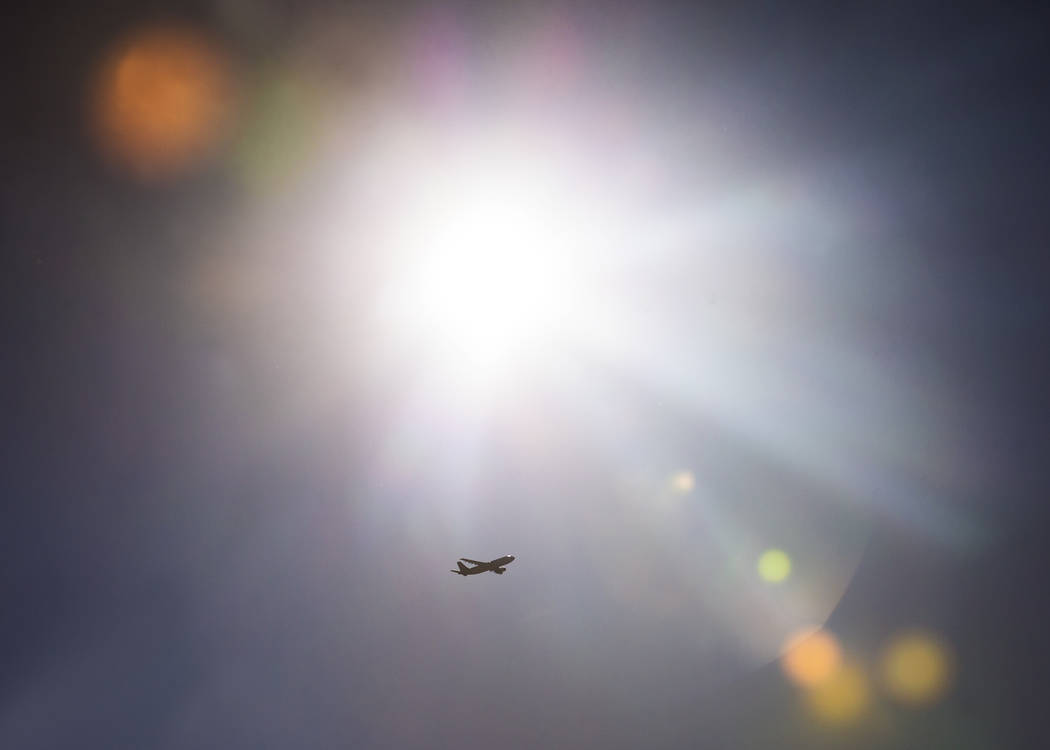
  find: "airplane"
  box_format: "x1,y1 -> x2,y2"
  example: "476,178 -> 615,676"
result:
451,555 -> 516,576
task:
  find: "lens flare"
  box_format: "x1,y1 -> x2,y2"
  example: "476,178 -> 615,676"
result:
805,660 -> 870,725
757,548 -> 792,583
669,470 -> 695,494
378,140 -> 601,385
780,627 -> 842,687
233,70 -> 322,191
879,630 -> 953,706
400,220 -> 573,372
91,26 -> 235,179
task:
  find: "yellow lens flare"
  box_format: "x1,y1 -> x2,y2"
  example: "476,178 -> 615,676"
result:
780,627 -> 843,688
805,660 -> 871,725
91,26 -> 235,179
879,630 -> 953,706
757,548 -> 791,583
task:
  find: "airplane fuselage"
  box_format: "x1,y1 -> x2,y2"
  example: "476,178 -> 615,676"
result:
452,555 -> 516,576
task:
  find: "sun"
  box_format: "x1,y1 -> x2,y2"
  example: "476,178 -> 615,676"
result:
379,142 -> 600,384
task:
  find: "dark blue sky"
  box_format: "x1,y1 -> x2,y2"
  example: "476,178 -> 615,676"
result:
3,2 -> 1049,748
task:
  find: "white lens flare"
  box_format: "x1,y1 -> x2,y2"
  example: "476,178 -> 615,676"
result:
379,144 -> 599,384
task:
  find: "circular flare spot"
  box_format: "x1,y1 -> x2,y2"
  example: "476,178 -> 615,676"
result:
757,548 -> 792,583
880,630 -> 953,706
806,661 -> 870,725
781,627 -> 843,687
92,26 -> 235,179
669,470 -> 695,494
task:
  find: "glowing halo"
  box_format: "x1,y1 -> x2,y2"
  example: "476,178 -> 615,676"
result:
375,133 -> 607,387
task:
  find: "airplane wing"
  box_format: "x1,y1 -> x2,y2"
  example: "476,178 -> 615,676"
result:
459,558 -> 486,565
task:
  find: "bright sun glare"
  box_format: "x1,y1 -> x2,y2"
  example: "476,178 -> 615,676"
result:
381,141 -> 601,383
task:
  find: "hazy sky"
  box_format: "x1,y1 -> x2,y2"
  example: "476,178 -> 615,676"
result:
4,2 -> 1049,748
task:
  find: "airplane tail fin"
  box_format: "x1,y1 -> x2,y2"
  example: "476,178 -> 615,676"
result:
451,561 -> 470,575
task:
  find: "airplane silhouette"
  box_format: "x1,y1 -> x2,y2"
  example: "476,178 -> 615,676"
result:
451,555 -> 516,576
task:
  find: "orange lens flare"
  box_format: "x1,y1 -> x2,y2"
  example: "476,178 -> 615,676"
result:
91,26 -> 235,179
780,627 -> 843,687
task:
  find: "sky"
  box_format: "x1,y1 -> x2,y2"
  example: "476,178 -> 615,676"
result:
3,1 -> 1049,748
